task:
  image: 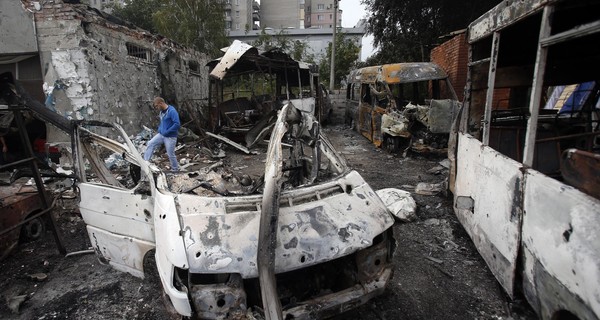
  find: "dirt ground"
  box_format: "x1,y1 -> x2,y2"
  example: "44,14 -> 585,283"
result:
0,95 -> 538,320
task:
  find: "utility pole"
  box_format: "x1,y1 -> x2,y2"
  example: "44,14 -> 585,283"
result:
329,0 -> 339,92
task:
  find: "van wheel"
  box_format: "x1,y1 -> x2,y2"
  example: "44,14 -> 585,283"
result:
22,217 -> 45,241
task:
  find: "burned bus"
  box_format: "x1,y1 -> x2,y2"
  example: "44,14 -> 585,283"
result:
346,63 -> 460,155
206,40 -> 331,147
450,0 -> 600,319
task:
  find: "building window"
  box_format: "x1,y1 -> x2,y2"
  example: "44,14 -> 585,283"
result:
329,14 -> 332,19
236,11 -> 240,17
126,43 -> 151,62
317,4 -> 324,10
317,15 -> 323,21
226,21 -> 232,29
188,61 -> 199,73
225,11 -> 230,17
235,0 -> 239,5
236,23 -> 240,30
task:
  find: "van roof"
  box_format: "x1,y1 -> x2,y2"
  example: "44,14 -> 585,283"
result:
350,62 -> 448,84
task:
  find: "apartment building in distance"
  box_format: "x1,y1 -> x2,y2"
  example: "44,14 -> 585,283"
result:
224,0 -> 260,31
229,0 -> 364,63
260,0 -> 343,29
305,0 -> 341,29
260,0 -> 306,29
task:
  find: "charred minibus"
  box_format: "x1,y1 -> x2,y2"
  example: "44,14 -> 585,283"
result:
450,0 -> 600,319
347,63 -> 460,154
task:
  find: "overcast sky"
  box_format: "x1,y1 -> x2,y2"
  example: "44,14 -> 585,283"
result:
339,0 -> 376,61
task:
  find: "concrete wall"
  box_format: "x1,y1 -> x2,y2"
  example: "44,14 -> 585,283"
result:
0,1 -> 38,54
16,0 -> 210,142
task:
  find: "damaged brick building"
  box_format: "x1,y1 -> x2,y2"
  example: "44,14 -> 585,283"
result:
0,0 -> 210,145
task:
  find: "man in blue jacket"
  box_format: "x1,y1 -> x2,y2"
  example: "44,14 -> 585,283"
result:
144,97 -> 181,171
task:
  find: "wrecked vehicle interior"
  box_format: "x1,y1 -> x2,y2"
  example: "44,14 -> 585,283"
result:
346,63 -> 459,155
69,41 -> 396,319
206,40 -> 331,148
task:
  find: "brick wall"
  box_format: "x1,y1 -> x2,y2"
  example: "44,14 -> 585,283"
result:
431,31 -> 512,110
21,0 -> 79,21
430,32 -> 468,102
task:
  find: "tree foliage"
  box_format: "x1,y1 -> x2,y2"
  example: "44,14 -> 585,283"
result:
108,0 -> 161,33
319,32 -> 361,88
362,0 -> 501,64
252,29 -> 315,63
153,0 -> 228,56
110,0 -> 229,56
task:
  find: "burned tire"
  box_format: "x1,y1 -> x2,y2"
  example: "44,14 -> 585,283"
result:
22,217 -> 45,241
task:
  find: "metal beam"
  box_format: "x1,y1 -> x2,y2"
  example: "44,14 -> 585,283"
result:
523,5 -> 553,166
482,32 -> 500,146
329,0 -> 339,92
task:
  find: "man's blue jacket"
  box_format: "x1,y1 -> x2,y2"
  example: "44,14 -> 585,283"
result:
158,105 -> 180,138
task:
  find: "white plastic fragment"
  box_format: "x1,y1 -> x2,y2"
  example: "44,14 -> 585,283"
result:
376,188 -> 417,222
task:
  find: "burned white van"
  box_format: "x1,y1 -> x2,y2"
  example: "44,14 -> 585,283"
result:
73,100 -> 395,318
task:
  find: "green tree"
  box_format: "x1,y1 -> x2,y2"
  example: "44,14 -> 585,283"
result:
362,0 -> 501,63
153,0 -> 229,56
252,28 -> 315,63
319,32 -> 361,88
108,0 -> 161,33
110,0 -> 228,56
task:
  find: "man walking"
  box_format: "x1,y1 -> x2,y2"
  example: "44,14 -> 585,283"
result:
144,97 -> 181,171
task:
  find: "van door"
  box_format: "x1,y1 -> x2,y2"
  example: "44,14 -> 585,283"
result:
370,81 -> 390,147
76,124 -> 156,278
358,83 -> 374,141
